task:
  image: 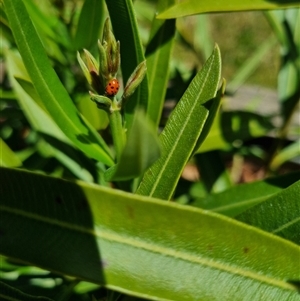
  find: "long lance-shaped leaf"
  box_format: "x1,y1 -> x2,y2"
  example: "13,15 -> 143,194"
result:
236,180 -> 300,245
73,0 -> 105,50
4,0 -> 114,166
136,45 -> 222,200
145,0 -> 176,128
0,167 -> 300,300
157,0 -> 300,19
105,0 -> 149,129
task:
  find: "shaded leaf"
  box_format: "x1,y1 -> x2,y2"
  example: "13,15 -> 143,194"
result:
1,167 -> 300,300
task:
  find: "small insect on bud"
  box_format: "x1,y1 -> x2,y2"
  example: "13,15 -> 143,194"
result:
105,78 -> 120,96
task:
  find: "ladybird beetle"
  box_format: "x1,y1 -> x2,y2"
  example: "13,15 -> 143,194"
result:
105,78 -> 119,96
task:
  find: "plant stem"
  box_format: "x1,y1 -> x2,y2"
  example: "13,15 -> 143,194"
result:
109,100 -> 126,162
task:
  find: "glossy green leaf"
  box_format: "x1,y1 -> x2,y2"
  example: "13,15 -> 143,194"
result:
236,180 -> 300,245
4,0 -> 114,166
104,109 -> 160,181
136,45 -> 222,200
5,50 -> 70,145
105,0 -> 149,129
145,0 -> 176,128
193,171 -> 300,217
0,138 -> 22,167
0,281 -> 54,301
1,167 -> 300,300
157,0 -> 300,19
73,0 -> 105,50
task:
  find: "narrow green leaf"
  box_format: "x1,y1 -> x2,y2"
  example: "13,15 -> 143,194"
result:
4,0 -> 114,166
136,45 -> 222,200
145,0 -> 176,128
105,0 -> 149,129
270,139 -> 300,170
73,0 -> 105,50
0,138 -> 22,167
236,180 -> 300,245
104,109 -> 160,181
1,167 -> 300,300
5,50 -> 71,145
157,0 -> 300,19
193,171 -> 300,217
0,280 -> 54,301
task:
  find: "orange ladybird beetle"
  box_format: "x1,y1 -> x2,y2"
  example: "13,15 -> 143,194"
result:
105,78 -> 119,96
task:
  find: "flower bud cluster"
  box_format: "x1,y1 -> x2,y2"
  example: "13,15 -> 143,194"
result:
77,18 -> 147,113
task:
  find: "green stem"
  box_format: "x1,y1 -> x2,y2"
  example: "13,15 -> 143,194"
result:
109,101 -> 126,162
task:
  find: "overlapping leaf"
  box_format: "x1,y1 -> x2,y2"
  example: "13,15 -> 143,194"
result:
4,0 -> 113,166
136,45 -> 222,200
1,167 -> 300,300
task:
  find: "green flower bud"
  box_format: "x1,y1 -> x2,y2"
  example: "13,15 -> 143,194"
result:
77,50 -> 102,93
100,18 -> 120,78
98,40 -> 109,80
89,91 -> 112,112
122,60 -> 147,103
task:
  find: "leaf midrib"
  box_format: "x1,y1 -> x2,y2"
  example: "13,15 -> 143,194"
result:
148,57 -> 215,197
0,204 -> 295,291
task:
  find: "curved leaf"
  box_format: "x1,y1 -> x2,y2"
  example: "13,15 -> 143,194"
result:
136,45 -> 222,200
4,0 -> 114,166
1,167 -> 300,300
157,0 -> 300,19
